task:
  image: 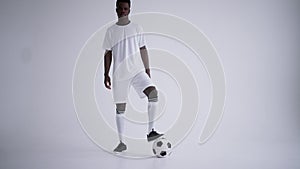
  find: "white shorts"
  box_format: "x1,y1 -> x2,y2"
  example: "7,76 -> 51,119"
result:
112,72 -> 155,103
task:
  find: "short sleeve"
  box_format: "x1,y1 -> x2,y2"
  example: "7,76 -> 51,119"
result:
137,25 -> 146,48
102,29 -> 112,50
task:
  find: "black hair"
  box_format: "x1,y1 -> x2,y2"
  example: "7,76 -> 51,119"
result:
116,0 -> 131,8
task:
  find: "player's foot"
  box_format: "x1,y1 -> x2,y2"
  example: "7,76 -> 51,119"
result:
147,129 -> 164,142
113,142 -> 127,153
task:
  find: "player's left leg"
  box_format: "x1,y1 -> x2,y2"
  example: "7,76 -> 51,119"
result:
131,72 -> 164,141
143,86 -> 164,142
143,86 -> 157,132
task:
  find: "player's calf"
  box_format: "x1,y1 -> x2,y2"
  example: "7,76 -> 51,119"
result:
144,87 -> 164,141
114,103 -> 127,152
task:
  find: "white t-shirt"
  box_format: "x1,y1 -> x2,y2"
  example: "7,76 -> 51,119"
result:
103,22 -> 146,81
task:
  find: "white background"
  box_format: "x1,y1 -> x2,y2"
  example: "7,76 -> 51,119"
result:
1,0 -> 300,168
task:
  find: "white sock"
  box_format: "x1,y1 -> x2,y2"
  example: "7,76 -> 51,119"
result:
116,111 -> 125,142
148,101 -> 157,133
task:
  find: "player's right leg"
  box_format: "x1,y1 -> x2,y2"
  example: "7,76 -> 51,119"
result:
113,103 -> 127,153
112,78 -> 131,152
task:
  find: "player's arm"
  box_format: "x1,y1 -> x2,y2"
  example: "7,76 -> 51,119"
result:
140,46 -> 151,78
104,50 -> 112,89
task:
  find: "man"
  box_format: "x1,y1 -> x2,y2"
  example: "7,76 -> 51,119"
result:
102,0 -> 163,153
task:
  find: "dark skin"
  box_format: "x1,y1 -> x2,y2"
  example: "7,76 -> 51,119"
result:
116,2 -> 130,20
104,2 -> 155,98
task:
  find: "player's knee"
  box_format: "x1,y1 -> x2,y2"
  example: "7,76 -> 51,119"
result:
116,103 -> 126,114
147,88 -> 158,102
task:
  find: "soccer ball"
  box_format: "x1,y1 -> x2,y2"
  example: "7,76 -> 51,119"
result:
152,137 -> 172,158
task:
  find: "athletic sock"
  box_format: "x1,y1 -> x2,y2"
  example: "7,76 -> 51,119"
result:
148,101 -> 157,133
116,110 -> 125,142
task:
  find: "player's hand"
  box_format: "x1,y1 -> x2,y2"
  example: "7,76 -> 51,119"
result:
145,69 -> 151,78
104,75 -> 111,89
